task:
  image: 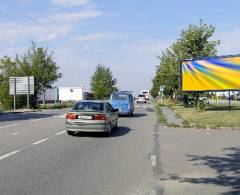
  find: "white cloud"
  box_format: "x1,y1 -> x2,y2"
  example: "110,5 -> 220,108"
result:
53,0 -> 90,6
0,23 -> 73,43
52,11 -> 103,22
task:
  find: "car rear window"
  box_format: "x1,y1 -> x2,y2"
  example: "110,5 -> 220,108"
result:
72,102 -> 104,112
111,93 -> 129,101
138,94 -> 145,97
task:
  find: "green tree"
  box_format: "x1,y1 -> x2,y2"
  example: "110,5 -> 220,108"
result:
17,42 -> 62,107
0,42 -> 62,109
151,21 -> 220,99
0,56 -> 19,109
90,64 -> 117,99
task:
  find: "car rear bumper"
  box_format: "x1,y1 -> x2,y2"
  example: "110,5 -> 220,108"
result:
137,100 -> 146,103
66,121 -> 108,132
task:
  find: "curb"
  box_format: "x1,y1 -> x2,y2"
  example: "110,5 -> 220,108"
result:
0,109 -> 43,114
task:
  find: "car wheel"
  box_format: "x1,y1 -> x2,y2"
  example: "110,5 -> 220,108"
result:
67,131 -> 74,136
106,123 -> 112,136
114,120 -> 118,129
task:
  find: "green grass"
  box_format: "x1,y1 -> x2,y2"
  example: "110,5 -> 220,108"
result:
157,107 -> 167,124
39,102 -> 75,109
170,103 -> 240,129
153,98 -> 240,129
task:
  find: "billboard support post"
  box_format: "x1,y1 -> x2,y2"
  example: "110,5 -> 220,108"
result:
228,90 -> 231,112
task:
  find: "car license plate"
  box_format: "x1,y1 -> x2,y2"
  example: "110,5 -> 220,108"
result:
78,115 -> 92,120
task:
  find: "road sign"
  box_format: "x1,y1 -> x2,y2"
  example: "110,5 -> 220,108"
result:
9,76 -> 34,110
10,76 -> 34,95
160,85 -> 165,92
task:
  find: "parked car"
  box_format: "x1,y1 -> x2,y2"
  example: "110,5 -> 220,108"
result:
136,94 -> 146,103
66,100 -> 118,136
110,92 -> 134,116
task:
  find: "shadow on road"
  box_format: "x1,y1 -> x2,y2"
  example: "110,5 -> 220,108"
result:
160,147 -> 240,195
118,113 -> 147,118
0,112 -> 57,122
132,113 -> 147,118
146,108 -> 155,112
73,126 -> 131,138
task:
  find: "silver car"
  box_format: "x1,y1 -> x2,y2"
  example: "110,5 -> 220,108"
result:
66,100 -> 118,136
136,94 -> 146,103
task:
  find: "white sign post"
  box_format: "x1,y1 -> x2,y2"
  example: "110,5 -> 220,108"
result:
9,76 -> 34,110
159,85 -> 165,105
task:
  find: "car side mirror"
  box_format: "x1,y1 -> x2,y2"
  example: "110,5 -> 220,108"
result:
113,108 -> 119,112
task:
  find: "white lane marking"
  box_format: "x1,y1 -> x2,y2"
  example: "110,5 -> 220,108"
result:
32,138 -> 49,145
135,105 -> 140,108
10,132 -> 20,136
0,124 -> 18,129
142,105 -> 147,108
0,150 -> 19,161
56,130 -> 66,135
151,155 -> 156,167
29,119 -> 41,123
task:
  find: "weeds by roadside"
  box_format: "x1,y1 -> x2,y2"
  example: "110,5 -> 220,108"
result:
157,107 -> 167,124
39,102 -> 75,109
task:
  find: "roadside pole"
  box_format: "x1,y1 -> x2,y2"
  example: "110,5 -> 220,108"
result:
160,92 -> 163,105
13,77 -> 16,110
27,76 -> 30,109
159,85 -> 165,105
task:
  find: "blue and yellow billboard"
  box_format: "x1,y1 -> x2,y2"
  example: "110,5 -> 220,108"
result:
181,55 -> 240,91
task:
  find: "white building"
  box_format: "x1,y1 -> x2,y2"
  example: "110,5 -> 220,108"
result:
59,86 -> 84,102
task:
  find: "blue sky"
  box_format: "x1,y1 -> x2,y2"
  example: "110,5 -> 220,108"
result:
1,0 -> 240,93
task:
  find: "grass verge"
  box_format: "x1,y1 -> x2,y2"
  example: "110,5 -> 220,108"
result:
169,102 -> 240,129
39,102 -> 75,109
157,107 -> 167,124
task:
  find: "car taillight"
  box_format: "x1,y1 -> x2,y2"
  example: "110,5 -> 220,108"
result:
93,114 -> 106,120
66,113 -> 78,120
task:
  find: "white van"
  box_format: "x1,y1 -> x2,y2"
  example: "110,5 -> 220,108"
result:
140,90 -> 150,100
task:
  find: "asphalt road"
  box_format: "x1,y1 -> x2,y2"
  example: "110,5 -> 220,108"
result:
0,103 -> 240,195
0,104 -> 158,195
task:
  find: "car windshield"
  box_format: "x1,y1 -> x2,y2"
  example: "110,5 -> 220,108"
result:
72,102 -> 104,112
111,93 -> 129,101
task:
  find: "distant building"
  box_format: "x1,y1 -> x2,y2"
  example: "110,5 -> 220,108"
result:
38,87 -> 59,103
37,86 -> 85,103
59,86 -> 84,102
